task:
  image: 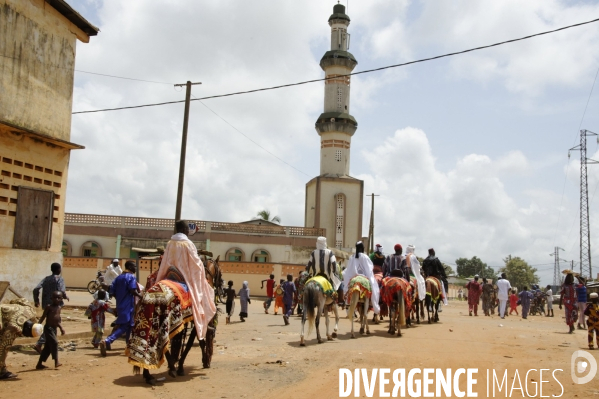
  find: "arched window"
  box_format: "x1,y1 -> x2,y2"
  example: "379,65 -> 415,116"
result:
226,248 -> 244,262
252,249 -> 270,263
80,241 -> 102,257
61,240 -> 71,257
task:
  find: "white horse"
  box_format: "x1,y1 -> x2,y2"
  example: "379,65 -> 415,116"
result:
346,276 -> 372,338
300,279 -> 339,346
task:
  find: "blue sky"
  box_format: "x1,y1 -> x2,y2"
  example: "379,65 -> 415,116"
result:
64,0 -> 599,284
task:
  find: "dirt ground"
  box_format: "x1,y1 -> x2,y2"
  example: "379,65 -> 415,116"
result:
4,297 -> 598,399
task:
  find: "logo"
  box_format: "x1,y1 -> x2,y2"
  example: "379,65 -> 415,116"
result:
188,222 -> 198,236
571,350 -> 597,384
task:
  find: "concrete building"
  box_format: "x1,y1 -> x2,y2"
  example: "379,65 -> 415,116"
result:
304,4 -> 364,252
0,0 -> 98,295
61,213 -> 338,291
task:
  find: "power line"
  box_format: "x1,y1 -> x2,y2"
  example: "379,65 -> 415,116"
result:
72,16 -> 599,115
193,95 -> 311,177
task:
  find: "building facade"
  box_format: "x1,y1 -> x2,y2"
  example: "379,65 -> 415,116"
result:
304,4 -> 364,252
0,0 -> 98,295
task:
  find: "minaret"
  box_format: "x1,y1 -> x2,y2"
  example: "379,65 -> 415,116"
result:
316,3 -> 358,176
304,4 -> 364,251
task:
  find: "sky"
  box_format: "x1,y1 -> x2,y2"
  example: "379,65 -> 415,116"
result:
64,0 -> 599,284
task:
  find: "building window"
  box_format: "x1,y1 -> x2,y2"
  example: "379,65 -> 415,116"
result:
337,87 -> 343,111
13,187 -> 54,250
335,150 -> 342,162
252,250 -> 270,263
335,193 -> 345,248
81,241 -> 102,257
226,248 -> 244,262
61,240 -> 71,257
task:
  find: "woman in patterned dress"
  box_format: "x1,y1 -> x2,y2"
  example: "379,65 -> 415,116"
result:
559,272 -> 578,334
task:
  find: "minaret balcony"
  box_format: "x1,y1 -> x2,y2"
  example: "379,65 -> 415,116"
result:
320,50 -> 358,70
315,112 -> 357,136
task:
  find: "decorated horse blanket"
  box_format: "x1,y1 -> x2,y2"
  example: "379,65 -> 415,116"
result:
127,280 -> 193,370
305,275 -> 336,298
346,275 -> 372,301
426,276 -> 445,304
382,277 -> 413,311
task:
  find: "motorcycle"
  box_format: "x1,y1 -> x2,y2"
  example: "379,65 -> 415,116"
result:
87,271 -> 105,294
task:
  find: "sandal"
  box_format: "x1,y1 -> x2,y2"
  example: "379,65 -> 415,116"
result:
0,371 -> 17,379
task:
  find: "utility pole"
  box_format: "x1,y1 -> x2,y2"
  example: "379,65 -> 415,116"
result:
569,129 -> 599,281
550,247 -> 565,287
366,193 -> 379,253
173,81 -> 201,227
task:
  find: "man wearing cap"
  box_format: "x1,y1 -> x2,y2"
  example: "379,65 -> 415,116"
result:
383,244 -> 407,278
583,292 -> 599,350
423,248 -> 448,306
0,298 -> 42,379
343,241 -> 380,315
369,244 -> 385,275
496,273 -> 512,319
104,259 -> 123,287
465,276 -> 482,316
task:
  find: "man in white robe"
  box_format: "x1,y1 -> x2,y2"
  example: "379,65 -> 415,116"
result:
306,236 -> 341,290
342,241 -> 380,314
104,259 -> 122,286
406,245 -> 426,301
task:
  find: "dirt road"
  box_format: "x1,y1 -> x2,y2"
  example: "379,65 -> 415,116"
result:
3,299 -> 597,398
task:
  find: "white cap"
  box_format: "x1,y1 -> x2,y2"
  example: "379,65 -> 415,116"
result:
112,259 -> 119,263
591,292 -> 598,299
32,323 -> 43,337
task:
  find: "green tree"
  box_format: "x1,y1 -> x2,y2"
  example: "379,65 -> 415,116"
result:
256,209 -> 281,224
500,255 -> 539,291
455,256 -> 495,278
443,263 -> 455,277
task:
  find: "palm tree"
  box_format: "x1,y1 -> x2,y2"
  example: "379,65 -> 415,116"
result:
256,209 -> 281,224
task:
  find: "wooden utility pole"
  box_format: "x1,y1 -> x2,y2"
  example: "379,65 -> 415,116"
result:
367,193 -> 379,253
173,81 -> 201,226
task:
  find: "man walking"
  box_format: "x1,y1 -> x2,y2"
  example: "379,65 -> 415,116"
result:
100,261 -> 141,356
260,274 -> 276,314
481,278 -> 494,316
496,273 -> 512,319
465,276 -> 482,316
576,277 -> 587,330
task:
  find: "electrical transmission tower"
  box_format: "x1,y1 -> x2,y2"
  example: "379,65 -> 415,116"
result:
550,247 -> 565,287
569,129 -> 599,281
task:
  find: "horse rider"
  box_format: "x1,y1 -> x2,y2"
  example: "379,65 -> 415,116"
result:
342,241 -> 380,315
306,236 -> 341,291
383,244 -> 407,278
370,244 -> 385,275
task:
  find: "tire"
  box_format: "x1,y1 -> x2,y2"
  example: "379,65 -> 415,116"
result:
87,280 -> 99,294
217,288 -> 226,304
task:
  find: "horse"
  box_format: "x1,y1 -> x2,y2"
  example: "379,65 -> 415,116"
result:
300,275 -> 339,346
136,256 -> 222,385
346,275 -> 372,338
381,276 -> 411,337
409,276 -> 425,324
372,271 -> 385,324
425,276 -> 443,324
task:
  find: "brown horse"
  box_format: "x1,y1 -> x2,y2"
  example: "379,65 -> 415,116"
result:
424,276 -> 442,324
381,277 -> 411,337
409,276 -> 425,324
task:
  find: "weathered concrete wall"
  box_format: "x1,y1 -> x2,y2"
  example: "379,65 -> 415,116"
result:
0,0 -> 86,140
0,131 -> 70,249
0,247 -> 62,299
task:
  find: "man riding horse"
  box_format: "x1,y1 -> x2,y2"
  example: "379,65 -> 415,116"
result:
306,237 -> 341,290
127,220 -> 216,385
422,248 -> 448,304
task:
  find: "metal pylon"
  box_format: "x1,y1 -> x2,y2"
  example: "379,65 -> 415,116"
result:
569,129 -> 599,281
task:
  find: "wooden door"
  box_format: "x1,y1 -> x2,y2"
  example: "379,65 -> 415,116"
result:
13,186 -> 54,250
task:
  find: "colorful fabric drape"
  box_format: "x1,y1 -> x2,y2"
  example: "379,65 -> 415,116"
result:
127,281 -> 193,370
346,276 -> 372,301
426,277 -> 444,304
306,276 -> 335,298
381,277 -> 412,311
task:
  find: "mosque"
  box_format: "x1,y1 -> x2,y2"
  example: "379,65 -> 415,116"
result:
57,4 -> 365,289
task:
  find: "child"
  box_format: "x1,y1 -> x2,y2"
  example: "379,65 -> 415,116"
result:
584,292 -> 599,350
224,281 -> 236,324
260,274 -> 276,314
545,285 -> 554,317
274,279 -> 284,315
36,291 -> 65,369
509,289 -> 519,316
86,290 -> 113,348
238,281 -> 250,322
282,274 -> 296,325
518,286 -> 533,319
